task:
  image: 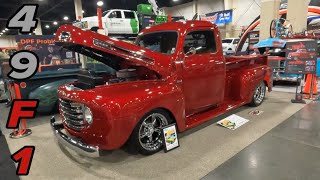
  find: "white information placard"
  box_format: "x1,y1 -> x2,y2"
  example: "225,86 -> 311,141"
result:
162,124 -> 179,152
217,114 -> 249,130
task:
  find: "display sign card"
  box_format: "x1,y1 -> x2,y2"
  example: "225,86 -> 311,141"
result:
249,110 -> 264,116
285,40 -> 318,74
217,114 -> 249,130
162,124 -> 179,152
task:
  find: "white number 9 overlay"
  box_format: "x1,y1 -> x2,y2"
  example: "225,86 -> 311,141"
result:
8,51 -> 39,80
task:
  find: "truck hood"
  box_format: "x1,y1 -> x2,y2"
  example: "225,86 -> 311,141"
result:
55,25 -> 173,77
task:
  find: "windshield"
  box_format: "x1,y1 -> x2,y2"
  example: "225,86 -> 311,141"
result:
222,39 -> 232,43
102,10 -> 110,17
136,32 -> 178,55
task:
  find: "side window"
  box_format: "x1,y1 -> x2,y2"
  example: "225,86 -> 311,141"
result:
109,11 -> 122,18
233,39 -> 240,44
124,11 -> 135,19
183,30 -> 216,54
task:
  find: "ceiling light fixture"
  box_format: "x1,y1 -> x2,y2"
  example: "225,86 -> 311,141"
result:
97,1 -> 104,7
82,10 -> 85,14
45,25 -> 50,29
53,21 -> 58,25
2,30 -> 5,33
63,16 -> 69,21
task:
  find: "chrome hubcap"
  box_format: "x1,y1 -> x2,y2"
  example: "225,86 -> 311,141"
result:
139,113 -> 168,151
254,84 -> 265,104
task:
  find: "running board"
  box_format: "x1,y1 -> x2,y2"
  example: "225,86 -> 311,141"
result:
185,101 -> 247,130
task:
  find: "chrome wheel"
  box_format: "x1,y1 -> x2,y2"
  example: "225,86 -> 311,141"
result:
138,113 -> 169,152
254,83 -> 266,104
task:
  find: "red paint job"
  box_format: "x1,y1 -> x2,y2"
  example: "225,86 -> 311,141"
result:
56,21 -> 272,150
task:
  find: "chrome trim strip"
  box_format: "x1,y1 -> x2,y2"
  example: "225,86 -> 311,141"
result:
51,117 -> 100,158
93,38 -> 154,64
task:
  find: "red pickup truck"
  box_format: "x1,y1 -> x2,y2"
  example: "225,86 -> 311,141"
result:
51,21 -> 272,157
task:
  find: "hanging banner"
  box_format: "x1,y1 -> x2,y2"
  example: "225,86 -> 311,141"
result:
15,35 -> 76,66
201,9 -> 233,25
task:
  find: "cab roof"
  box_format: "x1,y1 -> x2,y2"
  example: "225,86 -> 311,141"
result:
139,20 -> 217,35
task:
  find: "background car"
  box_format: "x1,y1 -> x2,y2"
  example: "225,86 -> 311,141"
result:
222,38 -> 240,55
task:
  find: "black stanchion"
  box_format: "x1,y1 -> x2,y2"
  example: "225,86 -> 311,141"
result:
291,74 -> 306,104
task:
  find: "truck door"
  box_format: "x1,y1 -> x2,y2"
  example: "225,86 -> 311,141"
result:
106,10 -> 123,34
182,29 -> 225,115
123,11 -> 139,34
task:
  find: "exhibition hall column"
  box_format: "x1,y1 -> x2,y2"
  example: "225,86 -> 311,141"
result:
193,0 -> 198,16
224,0 -> 234,38
260,0 -> 280,40
34,18 -> 43,35
74,0 -> 87,68
74,0 -> 83,20
287,0 -> 308,33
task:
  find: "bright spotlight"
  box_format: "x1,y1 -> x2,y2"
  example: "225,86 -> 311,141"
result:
97,1 -> 104,7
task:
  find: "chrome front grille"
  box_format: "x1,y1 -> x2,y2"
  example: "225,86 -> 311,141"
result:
59,98 -> 85,131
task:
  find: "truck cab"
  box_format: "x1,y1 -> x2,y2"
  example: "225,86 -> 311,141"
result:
74,9 -> 139,36
51,21 -> 272,157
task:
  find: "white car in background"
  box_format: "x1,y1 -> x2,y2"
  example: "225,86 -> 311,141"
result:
73,9 -> 139,36
222,38 -> 240,55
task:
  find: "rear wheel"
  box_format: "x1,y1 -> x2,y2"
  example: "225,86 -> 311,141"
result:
249,82 -> 266,107
127,109 -> 173,155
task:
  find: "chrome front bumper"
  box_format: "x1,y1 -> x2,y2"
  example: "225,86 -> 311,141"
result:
50,117 -> 100,158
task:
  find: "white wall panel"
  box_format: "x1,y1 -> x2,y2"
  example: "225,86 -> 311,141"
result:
164,0 -> 224,20
164,0 -> 261,27
0,36 -> 16,48
233,0 -> 261,27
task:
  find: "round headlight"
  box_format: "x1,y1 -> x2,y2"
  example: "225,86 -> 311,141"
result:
84,106 -> 93,126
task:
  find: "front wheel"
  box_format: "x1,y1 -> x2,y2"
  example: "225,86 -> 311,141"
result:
249,82 -> 266,107
127,109 -> 173,155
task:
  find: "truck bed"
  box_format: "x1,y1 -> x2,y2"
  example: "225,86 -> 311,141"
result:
225,55 -> 268,66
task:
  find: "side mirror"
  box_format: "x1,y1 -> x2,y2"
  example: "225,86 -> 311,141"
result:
186,47 -> 197,56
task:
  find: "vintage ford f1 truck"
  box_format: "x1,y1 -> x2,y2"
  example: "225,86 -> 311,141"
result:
51,21 -> 272,157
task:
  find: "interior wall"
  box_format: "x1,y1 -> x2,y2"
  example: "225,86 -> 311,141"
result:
164,0 -> 224,20
164,0 -> 262,38
0,36 -> 17,49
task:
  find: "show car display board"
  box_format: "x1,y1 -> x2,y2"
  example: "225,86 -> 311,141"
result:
285,39 -> 318,74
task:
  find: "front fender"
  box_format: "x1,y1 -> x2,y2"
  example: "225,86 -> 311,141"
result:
80,80 -> 185,150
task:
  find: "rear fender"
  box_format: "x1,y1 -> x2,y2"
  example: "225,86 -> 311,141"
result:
239,65 -> 269,103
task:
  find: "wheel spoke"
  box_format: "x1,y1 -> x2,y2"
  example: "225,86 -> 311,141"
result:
152,115 -> 157,126
154,128 -> 161,133
140,131 -> 147,138
148,135 -> 153,142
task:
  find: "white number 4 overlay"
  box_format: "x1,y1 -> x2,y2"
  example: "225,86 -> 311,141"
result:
7,5 -> 40,80
7,4 -> 39,33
